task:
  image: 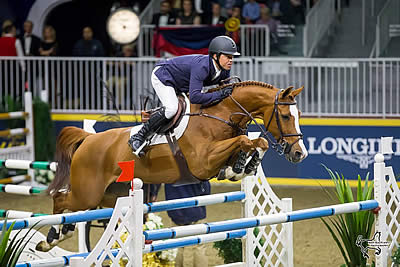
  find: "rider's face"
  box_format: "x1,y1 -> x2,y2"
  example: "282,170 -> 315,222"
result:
218,54 -> 234,70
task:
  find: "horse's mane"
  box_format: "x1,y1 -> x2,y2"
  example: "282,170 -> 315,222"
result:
209,81 -> 275,93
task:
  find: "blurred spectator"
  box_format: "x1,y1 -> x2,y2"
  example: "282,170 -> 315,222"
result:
39,25 -> 58,56
119,43 -> 137,57
256,7 -> 286,55
20,20 -> 41,56
176,0 -> 201,25
219,0 -> 244,18
242,0 -> 260,24
280,0 -> 305,25
72,27 -> 105,57
151,0 -> 177,26
231,5 -> 245,23
226,5 -> 243,51
256,7 -> 279,34
0,24 -> 24,57
171,0 -> 182,12
204,1 -> 227,25
194,0 -> 212,24
266,0 -> 283,21
0,23 -> 25,95
109,44 -> 137,107
1,19 -> 13,36
38,25 -> 58,104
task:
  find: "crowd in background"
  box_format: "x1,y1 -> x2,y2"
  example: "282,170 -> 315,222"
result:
152,0 -> 306,28
0,0 -> 308,58
0,19 -> 109,58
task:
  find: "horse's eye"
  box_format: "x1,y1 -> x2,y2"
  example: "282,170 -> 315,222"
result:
281,114 -> 290,120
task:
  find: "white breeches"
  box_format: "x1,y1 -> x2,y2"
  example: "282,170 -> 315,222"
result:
151,66 -> 179,119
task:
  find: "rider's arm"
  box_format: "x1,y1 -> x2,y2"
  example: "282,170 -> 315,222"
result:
189,65 -> 224,106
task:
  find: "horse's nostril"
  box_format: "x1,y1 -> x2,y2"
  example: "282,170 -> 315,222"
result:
295,151 -> 302,159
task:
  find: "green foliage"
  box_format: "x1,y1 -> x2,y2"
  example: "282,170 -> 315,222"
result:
213,237 -> 242,264
321,165 -> 375,267
0,95 -> 23,129
392,246 -> 400,265
33,97 -> 55,160
0,216 -> 41,267
214,227 -> 267,264
0,95 -> 56,161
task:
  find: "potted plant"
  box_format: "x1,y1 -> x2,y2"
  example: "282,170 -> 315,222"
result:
0,217 -> 39,266
321,165 -> 375,267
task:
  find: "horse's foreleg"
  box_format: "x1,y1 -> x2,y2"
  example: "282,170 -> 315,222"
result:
218,137 -> 269,181
208,135 -> 254,167
243,137 -> 269,177
205,135 -> 255,180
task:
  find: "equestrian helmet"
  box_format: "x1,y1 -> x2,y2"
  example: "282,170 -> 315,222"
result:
208,36 -> 240,56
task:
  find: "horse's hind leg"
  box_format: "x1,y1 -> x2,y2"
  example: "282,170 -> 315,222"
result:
35,191 -> 75,252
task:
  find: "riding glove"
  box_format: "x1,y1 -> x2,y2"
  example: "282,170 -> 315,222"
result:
219,86 -> 233,99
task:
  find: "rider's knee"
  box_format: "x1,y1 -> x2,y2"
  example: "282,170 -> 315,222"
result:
165,104 -> 178,119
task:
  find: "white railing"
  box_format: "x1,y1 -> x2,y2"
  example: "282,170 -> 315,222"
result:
254,58 -> 400,118
1,57 -> 400,118
138,24 -> 269,57
303,0 -> 336,57
376,0 -> 400,57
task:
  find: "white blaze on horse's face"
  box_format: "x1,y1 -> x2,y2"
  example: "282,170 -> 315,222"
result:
289,104 -> 308,160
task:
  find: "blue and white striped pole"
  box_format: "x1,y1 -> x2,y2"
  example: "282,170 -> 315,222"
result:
15,249 -> 120,267
144,191 -> 245,213
0,191 -> 244,230
144,200 -> 379,241
143,229 -> 246,253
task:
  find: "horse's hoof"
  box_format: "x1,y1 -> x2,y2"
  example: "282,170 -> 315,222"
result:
35,241 -> 51,252
217,167 -> 227,180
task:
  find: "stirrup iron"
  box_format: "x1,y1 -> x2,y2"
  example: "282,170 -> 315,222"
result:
132,139 -> 150,157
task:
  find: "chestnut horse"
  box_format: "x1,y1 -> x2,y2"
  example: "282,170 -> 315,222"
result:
36,81 -> 308,251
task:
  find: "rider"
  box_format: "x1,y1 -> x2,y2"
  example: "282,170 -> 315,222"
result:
128,35 -> 240,156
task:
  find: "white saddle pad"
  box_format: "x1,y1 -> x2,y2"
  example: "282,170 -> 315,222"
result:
130,94 -> 191,146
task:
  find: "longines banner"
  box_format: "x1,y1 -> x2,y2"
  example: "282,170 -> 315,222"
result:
48,116 -> 400,185
249,120 -> 400,184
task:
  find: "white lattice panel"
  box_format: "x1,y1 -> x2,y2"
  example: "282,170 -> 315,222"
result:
243,165 -> 293,267
77,187 -> 143,266
375,158 -> 400,267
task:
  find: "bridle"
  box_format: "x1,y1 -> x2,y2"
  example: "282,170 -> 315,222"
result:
263,89 -> 303,155
189,88 -> 303,156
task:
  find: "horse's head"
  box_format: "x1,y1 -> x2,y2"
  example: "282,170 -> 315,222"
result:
262,86 -> 308,163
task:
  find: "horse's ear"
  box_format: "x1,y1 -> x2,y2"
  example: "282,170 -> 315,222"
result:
281,86 -> 294,98
291,86 -> 304,98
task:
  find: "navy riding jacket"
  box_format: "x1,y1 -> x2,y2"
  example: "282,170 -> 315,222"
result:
155,55 -> 230,106
164,181 -> 211,225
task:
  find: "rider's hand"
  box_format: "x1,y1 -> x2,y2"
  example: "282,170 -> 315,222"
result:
219,86 -> 233,99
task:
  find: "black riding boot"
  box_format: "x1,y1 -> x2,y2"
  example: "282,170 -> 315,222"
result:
128,109 -> 170,156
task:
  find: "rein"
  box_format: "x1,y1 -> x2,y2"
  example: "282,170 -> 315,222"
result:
186,111 -> 247,135
186,88 -> 303,156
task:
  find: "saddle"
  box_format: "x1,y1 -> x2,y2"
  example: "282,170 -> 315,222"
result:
141,94 -> 200,185
141,95 -> 186,134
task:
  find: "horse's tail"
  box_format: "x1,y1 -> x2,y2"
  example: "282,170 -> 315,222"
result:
47,127 -> 92,195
